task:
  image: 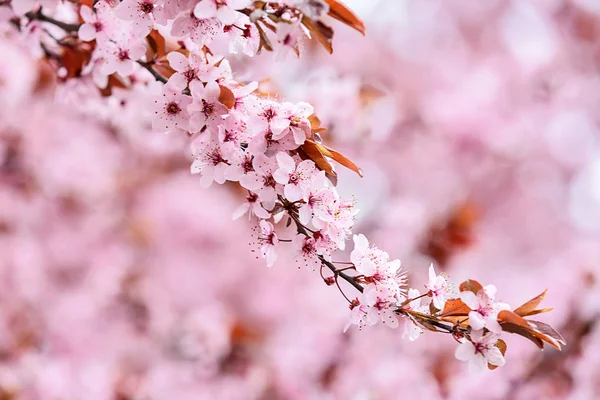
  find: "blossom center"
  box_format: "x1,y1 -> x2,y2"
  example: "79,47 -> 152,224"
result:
166,102 -> 181,115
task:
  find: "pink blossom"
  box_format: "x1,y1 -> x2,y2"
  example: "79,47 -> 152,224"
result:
190,135 -> 230,187
258,220 -> 278,267
239,153 -> 280,207
460,285 -> 511,334
297,170 -> 336,225
344,297 -> 378,332
425,264 -> 449,310
455,330 -> 506,372
402,288 -> 428,341
273,152 -> 315,202
193,0 -> 250,25
166,52 -> 220,89
115,0 -> 167,38
78,5 -> 112,42
171,11 -> 221,46
151,80 -> 192,135
188,81 -> 228,133
99,36 -> 146,76
291,235 -> 321,270
232,192 -> 271,220
272,101 -> 314,145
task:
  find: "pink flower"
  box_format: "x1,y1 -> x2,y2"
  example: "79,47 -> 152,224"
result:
190,135 -> 230,187
246,98 -> 290,138
312,199 -> 357,250
115,0 -> 167,38
402,288 -> 428,341
272,101 -> 314,145
425,264 -> 448,310
99,37 -> 146,76
364,285 -> 400,328
273,152 -> 315,202
344,297 -> 378,332
172,11 -> 222,46
226,22 -> 260,57
291,235 -> 321,270
460,285 -> 511,334
455,330 -> 506,372
78,4 -> 112,42
151,80 -> 192,134
239,153 -> 280,208
232,192 -> 270,220
166,52 -> 220,89
193,0 -> 250,25
298,170 -> 336,225
258,220 -> 278,267
188,80 -> 228,133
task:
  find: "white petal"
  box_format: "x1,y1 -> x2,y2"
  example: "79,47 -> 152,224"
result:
460,291 -> 480,310
276,152 -> 295,172
455,341 -> 475,361
194,1 -> 217,19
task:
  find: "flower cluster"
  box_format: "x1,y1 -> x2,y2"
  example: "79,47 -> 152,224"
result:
0,0 -> 565,375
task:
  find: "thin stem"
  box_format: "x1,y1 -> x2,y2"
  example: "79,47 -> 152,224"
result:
25,9 -> 81,32
335,277 -> 353,304
137,61 -> 168,84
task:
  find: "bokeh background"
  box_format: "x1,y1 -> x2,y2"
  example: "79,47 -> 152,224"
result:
2,0 -> 600,398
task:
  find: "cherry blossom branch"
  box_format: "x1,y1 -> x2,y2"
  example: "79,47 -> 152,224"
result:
25,8 -> 81,32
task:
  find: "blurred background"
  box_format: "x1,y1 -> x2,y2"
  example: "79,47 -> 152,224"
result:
2,0 -> 600,398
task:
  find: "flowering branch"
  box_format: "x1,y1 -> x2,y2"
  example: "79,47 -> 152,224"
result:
1,0 -> 565,373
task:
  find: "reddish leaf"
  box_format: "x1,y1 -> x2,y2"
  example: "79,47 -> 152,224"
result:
498,310 -> 564,350
61,46 -> 92,79
146,30 -> 166,59
321,145 -> 363,177
488,339 -> 507,370
300,140 -> 335,175
498,310 -> 544,350
255,23 -> 273,53
219,85 -> 236,109
528,320 -> 567,350
301,16 -> 334,54
514,289 -> 548,317
459,279 -> 483,295
440,298 -> 471,317
99,74 -> 127,97
324,0 -> 366,35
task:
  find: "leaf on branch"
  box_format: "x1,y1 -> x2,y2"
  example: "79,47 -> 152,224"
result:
324,0 -> 366,35
219,85 -> 236,109
488,339 -> 507,370
99,74 -> 128,97
300,140 -> 336,175
439,298 -> 471,317
528,320 -> 567,350
61,45 -> 93,79
300,139 -> 363,177
146,30 -> 167,60
301,16 -> 334,54
255,23 -> 273,53
498,310 -> 565,350
514,289 -> 552,317
459,279 -> 483,295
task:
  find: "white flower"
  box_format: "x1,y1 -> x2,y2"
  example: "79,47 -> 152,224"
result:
425,264 -> 448,310
273,152 -> 315,202
455,330 -> 506,372
258,220 -> 278,267
460,284 -> 511,334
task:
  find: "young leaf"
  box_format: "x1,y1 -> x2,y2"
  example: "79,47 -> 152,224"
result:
324,0 -> 366,35
459,279 -> 483,295
300,140 -> 335,175
439,298 -> 471,317
514,289 -> 548,317
498,310 -> 565,350
146,30 -> 166,60
301,16 -> 334,54
219,85 -> 236,109
321,145 -> 364,177
528,320 -> 567,350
